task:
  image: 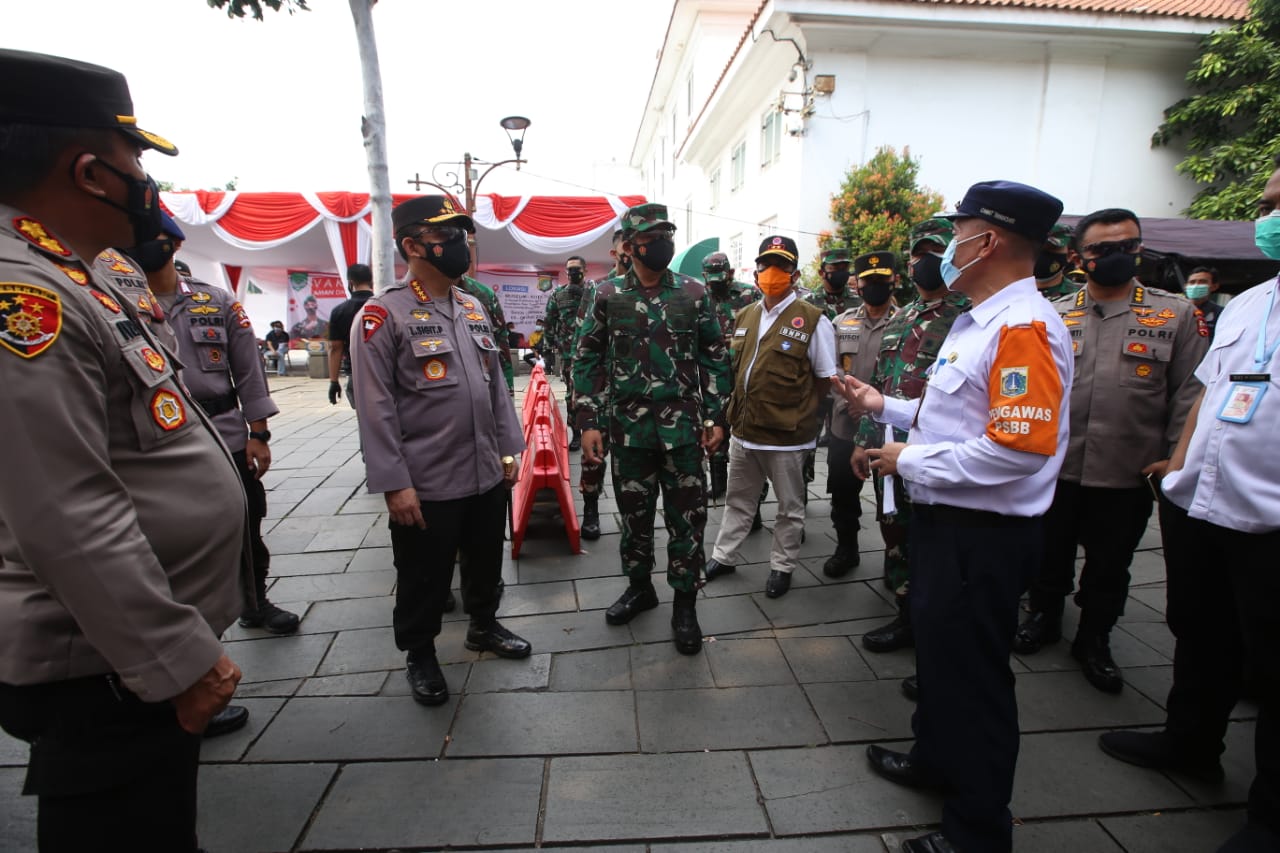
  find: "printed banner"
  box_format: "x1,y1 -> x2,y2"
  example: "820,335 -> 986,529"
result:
479,271 -> 558,348
286,271 -> 346,347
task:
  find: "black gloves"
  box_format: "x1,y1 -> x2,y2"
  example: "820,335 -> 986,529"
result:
328,380 -> 342,405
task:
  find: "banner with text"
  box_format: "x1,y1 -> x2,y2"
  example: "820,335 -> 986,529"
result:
478,271 -> 559,348
286,271 -> 346,347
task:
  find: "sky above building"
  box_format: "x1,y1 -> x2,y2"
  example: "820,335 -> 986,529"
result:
7,0 -> 675,198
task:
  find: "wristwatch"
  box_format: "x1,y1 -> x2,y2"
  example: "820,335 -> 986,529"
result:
702,420 -> 716,430
249,430 -> 271,443
501,455 -> 516,466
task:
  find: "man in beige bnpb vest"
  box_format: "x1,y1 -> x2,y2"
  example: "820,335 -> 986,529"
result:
705,236 -> 839,598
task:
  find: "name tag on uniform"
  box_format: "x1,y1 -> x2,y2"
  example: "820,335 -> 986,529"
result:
734,328 -> 747,337
1218,381 -> 1267,423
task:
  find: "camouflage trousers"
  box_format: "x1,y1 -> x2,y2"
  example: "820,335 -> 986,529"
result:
610,444 -> 707,592
870,473 -> 913,595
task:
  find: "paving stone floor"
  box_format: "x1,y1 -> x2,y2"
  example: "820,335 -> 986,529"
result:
0,371 -> 1257,852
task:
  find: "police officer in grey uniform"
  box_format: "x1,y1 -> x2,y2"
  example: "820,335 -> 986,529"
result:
1015,208 -> 1209,694
351,195 -> 530,707
0,49 -> 246,852
129,213 -> 300,638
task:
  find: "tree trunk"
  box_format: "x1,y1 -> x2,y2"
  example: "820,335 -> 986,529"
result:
348,0 -> 394,292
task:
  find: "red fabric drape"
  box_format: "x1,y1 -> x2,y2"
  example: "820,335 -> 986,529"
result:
215,193 -> 318,241
338,221 -> 359,267
314,192 -> 370,219
224,265 -> 242,290
510,195 -> 645,237
488,194 -> 524,222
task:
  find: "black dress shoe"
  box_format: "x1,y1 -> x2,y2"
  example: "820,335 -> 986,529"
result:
605,584 -> 659,625
1072,635 -> 1123,693
1097,730 -> 1224,782
671,599 -> 702,655
443,590 -> 457,613
406,653 -> 449,706
764,570 -> 791,598
704,558 -> 736,581
866,744 -> 945,790
902,831 -> 962,852
203,704 -> 249,738
465,621 -> 532,658
863,615 -> 913,653
901,674 -> 919,702
239,599 -> 301,635
1013,610 -> 1061,655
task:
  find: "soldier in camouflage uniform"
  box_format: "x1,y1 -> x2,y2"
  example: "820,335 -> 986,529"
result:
1036,222 -> 1079,301
572,230 -> 630,539
853,218 -> 969,665
701,250 -> 760,499
544,255 -> 589,449
805,245 -> 863,318
574,204 -> 731,655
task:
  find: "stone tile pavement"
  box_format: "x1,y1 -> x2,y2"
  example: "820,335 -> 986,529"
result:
0,371 -> 1257,852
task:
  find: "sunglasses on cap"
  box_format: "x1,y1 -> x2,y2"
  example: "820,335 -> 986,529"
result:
1078,237 -> 1141,257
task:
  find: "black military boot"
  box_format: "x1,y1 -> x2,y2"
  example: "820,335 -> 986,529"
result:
862,594 -> 913,653
605,582 -> 659,625
1013,606 -> 1063,655
581,493 -> 601,540
822,524 -> 861,578
709,455 -> 728,500
239,573 -> 301,635
569,427 -> 581,452
1073,631 -> 1123,694
671,590 -> 702,655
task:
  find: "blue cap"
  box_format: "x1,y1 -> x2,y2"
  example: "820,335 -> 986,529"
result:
160,210 -> 185,241
944,180 -> 1064,244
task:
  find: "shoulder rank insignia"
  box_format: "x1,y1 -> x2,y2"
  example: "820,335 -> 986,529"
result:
150,389 -> 187,431
0,283 -> 62,358
13,218 -> 72,257
53,263 -> 89,286
410,280 -> 430,303
1074,289 -> 1086,309
190,291 -> 212,303
1132,286 -> 1145,304
90,290 -> 122,313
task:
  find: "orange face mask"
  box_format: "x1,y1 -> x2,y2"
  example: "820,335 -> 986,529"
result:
756,267 -> 794,298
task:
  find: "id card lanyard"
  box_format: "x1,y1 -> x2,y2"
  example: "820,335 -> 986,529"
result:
1218,281 -> 1278,424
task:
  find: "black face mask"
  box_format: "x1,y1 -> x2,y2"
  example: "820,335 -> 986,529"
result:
617,254 -> 632,271
634,235 -> 675,272
568,268 -> 585,284
825,269 -> 851,291
860,278 -> 894,307
1085,252 -> 1140,288
911,252 -> 946,293
1035,251 -> 1068,282
86,155 -> 163,246
709,278 -> 730,296
122,236 -> 178,274
419,234 -> 471,279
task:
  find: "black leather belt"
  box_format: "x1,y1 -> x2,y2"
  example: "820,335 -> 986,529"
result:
913,502 -> 1039,528
195,391 -> 238,417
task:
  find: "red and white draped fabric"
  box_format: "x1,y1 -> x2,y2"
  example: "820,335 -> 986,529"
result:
159,191 -> 645,284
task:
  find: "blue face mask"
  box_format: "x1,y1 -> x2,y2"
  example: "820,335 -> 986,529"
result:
1256,212 -> 1280,260
939,231 -> 990,289
1183,283 -> 1210,300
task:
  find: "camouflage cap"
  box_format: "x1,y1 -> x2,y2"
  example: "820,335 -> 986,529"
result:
622,202 -> 675,235
854,251 -> 897,279
821,246 -> 851,266
909,217 -> 954,252
702,251 -> 731,282
1045,222 -> 1073,250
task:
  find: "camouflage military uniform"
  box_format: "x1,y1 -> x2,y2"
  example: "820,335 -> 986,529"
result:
574,266 -> 731,592
460,275 -> 513,392
854,290 -> 970,593
1036,222 -> 1080,302
572,272 -> 622,498
803,285 -> 863,321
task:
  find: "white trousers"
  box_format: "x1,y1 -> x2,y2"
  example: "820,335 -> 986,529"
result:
711,440 -> 808,574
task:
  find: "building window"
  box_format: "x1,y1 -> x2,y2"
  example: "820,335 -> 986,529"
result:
761,108 -> 781,167
709,169 -> 721,211
730,140 -> 746,192
729,233 -> 743,270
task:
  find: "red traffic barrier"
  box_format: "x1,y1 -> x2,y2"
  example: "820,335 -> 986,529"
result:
511,369 -> 580,558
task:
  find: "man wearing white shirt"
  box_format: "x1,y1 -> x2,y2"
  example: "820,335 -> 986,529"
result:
704,236 -> 838,598
840,181 -> 1071,853
1098,161 -> 1280,853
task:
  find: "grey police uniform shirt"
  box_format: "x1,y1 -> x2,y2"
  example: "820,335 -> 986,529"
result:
159,277 -> 279,453
1053,283 -> 1209,489
831,304 -> 896,441
350,279 -> 525,501
0,207 -> 247,701
94,247 -> 179,356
